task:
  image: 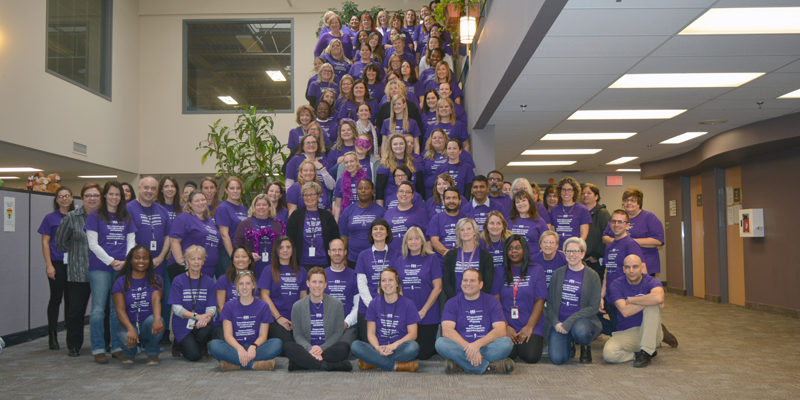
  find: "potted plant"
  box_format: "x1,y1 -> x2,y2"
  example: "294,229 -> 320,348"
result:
431,0 -> 481,34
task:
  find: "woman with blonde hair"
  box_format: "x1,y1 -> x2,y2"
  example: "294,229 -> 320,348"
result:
322,38 -> 352,81
306,63 -> 339,107
380,95 -> 421,153
286,159 -> 333,215
375,133 -> 423,207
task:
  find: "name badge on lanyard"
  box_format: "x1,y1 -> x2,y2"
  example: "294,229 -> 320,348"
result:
308,247 -> 316,257
261,251 -> 270,262
150,240 -> 158,251
63,252 -> 69,264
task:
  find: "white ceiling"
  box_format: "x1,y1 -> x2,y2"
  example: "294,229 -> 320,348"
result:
491,0 -> 800,174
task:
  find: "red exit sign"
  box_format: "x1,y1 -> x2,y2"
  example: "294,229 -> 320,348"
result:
607,176 -> 623,186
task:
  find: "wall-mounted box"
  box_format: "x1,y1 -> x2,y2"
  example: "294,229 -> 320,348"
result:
739,208 -> 764,237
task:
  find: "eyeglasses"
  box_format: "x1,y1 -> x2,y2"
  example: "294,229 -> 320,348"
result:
57,194 -> 72,199
83,194 -> 100,198
508,245 -> 523,251
329,248 -> 345,253
565,249 -> 582,254
561,188 -> 574,192
302,192 -> 319,198
609,219 -> 627,225
397,189 -> 413,194
488,177 -> 502,182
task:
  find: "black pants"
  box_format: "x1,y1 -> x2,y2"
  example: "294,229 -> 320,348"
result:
585,259 -> 605,285
509,334 -> 544,364
47,261 -> 69,331
357,313 -> 367,342
65,281 -> 91,351
269,322 -> 295,355
179,325 -> 213,361
284,341 -> 350,370
418,324 -> 439,360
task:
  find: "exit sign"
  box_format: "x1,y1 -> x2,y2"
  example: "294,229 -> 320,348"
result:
607,176 -> 623,186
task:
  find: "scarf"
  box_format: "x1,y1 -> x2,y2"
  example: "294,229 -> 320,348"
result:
341,167 -> 368,212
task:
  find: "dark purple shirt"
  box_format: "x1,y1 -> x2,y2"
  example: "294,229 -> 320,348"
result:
339,202 -> 386,263
85,211 -> 137,272
325,266 -> 358,318
509,216 -> 549,255
396,254 -> 443,324
257,265 -> 308,319
127,200 -> 171,272
604,235 -> 644,287
168,273 -> 216,342
603,210 -> 664,274
355,246 -> 399,310
365,295 -> 420,345
499,264 -> 547,334
550,203 -> 592,243
38,210 -> 67,262
112,276 -> 162,324
608,274 -> 663,331
169,213 -> 220,277
532,251 -> 567,287
442,292 -> 505,342
220,298 -> 273,347
384,204 -> 429,254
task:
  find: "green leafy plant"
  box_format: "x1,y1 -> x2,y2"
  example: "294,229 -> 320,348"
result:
431,0 -> 482,36
197,106 -> 288,205
316,1 -> 403,36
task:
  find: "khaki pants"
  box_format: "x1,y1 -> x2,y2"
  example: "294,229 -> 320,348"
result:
602,305 -> 663,363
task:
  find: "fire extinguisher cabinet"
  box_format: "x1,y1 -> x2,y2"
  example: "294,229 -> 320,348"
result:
739,208 -> 764,237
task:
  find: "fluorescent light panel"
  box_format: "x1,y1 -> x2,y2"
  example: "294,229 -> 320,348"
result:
521,149 -> 601,155
616,169 -> 641,172
0,176 -> 21,179
217,96 -> 238,105
568,109 -> 686,120
542,132 -> 637,140
609,73 -> 763,88
778,88 -> 800,99
78,175 -> 118,179
266,70 -> 286,81
680,7 -> 800,35
661,131 -> 708,144
607,156 -> 639,165
0,167 -> 42,172
507,161 -> 577,166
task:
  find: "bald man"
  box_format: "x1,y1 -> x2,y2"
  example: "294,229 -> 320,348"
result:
602,254 -> 666,368
126,176 -> 171,274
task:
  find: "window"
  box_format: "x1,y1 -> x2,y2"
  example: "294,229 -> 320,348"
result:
46,0 -> 112,98
184,19 -> 293,113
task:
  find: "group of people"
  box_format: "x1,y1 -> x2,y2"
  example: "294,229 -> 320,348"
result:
36,6 -> 677,374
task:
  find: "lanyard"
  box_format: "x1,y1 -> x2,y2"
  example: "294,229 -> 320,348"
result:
188,274 -> 198,312
460,248 -> 476,270
372,247 -> 389,269
512,271 -> 522,306
305,212 -> 320,242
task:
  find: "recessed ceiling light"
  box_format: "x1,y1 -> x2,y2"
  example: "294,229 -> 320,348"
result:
0,167 -> 43,173
778,88 -> 800,99
680,7 -> 800,35
607,156 -> 639,165
568,110 -> 686,120
78,175 -> 118,179
609,73 -> 764,88
616,169 -> 641,172
661,131 -> 708,144
521,149 -> 602,155
507,161 -> 577,167
541,133 -> 637,140
0,176 -> 21,180
218,96 -> 238,105
266,70 -> 286,82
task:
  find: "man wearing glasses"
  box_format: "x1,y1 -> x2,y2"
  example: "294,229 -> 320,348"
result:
324,238 -> 359,343
486,170 -> 511,216
599,210 -> 643,335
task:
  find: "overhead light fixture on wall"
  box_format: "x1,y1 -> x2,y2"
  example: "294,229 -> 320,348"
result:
78,175 -> 118,179
0,167 -> 42,173
266,70 -> 286,82
460,15 -> 476,44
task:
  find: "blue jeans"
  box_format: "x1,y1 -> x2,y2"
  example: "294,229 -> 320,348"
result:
208,338 -> 283,369
435,336 -> 513,374
350,340 -> 420,371
548,318 -> 601,365
116,314 -> 164,358
89,270 -> 122,354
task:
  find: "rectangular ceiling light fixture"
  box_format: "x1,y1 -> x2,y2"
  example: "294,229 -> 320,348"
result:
541,132 -> 637,140
507,161 -> 577,166
778,88 -> 800,99
78,175 -> 118,179
661,131 -> 708,144
217,96 -> 238,105
0,167 -> 43,172
680,7 -> 800,35
521,149 -> 602,155
609,73 -> 764,88
607,156 -> 639,165
616,168 -> 641,172
0,176 -> 21,179
568,110 -> 686,120
266,70 -> 287,82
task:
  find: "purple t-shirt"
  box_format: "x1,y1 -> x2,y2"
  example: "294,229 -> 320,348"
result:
608,274 -> 663,331
442,292 -> 506,342
317,118 -> 340,147
333,173 -> 360,203
396,254 -> 443,325
550,203 -> 592,243
365,295 -> 420,345
288,126 -> 307,153
465,199 -> 501,229
536,202 -> 552,225
85,211 -> 137,272
558,267 -> 584,322
453,249 -> 481,295
380,118 -> 422,138
322,53 -> 351,82
314,32 -> 355,60
434,161 -> 474,196
286,182 -> 332,211
509,216 -> 549,255
424,195 -> 469,220
481,239 -> 506,295
603,210 -> 664,274
325,266 -> 358,317
337,99 -> 378,123
384,204 -> 429,254
215,275 -> 241,308
299,211 -> 328,266
348,60 -> 378,79
127,200 -> 171,273
424,121 -> 468,144
168,273 -> 216,342
214,201 -> 248,242
220,298 -> 274,347
532,251 -> 567,287
169,213 -> 220,277
339,202 -> 386,263
355,246 -> 399,310
488,194 -> 512,217
38,210 -> 67,262
112,276 -> 162,324
307,80 -> 340,104
383,191 -> 423,211
499,264 -> 547,334
258,265 -> 308,319
309,300 -> 326,346
246,217 -> 278,278
604,235 -> 644,287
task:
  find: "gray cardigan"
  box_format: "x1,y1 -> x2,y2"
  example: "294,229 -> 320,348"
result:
291,293 -> 345,351
545,265 -> 602,333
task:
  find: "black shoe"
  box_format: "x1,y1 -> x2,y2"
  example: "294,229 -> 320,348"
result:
48,330 -> 60,350
633,350 -> 654,368
68,348 -> 80,357
322,360 -> 353,372
159,330 -> 171,346
579,345 -> 592,364
661,324 -> 678,348
569,343 -> 576,359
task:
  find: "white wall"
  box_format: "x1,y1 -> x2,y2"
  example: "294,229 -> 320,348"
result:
0,0 -> 140,172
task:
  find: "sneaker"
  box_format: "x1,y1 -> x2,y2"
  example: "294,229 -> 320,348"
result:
358,360 -> 378,370
94,353 -> 109,364
661,324 -> 679,348
252,360 -> 275,371
147,355 -> 160,365
633,350 -> 653,368
485,358 -> 514,374
220,361 -> 241,371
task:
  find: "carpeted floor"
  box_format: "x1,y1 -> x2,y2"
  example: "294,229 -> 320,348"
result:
2,293 -> 799,399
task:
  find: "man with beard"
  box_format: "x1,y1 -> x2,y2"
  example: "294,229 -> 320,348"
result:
465,175 -> 502,229
429,187 -> 467,259
487,170 -> 511,216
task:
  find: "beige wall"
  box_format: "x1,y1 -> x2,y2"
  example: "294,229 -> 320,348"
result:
0,0 -> 140,173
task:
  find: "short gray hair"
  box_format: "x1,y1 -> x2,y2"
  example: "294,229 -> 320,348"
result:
301,181 -> 322,196
563,237 -> 586,253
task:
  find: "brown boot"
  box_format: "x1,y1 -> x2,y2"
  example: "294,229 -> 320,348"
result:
394,361 -> 419,372
252,360 -> 275,371
220,361 -> 241,371
93,353 -> 109,364
358,360 -> 378,370
485,358 -> 515,374
662,324 -> 678,348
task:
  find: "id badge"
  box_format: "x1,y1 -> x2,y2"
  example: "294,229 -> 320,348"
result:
63,253 -> 69,264
150,240 -> 158,251
510,307 -> 520,320
186,318 -> 196,329
261,252 -> 269,262
308,246 -> 316,257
